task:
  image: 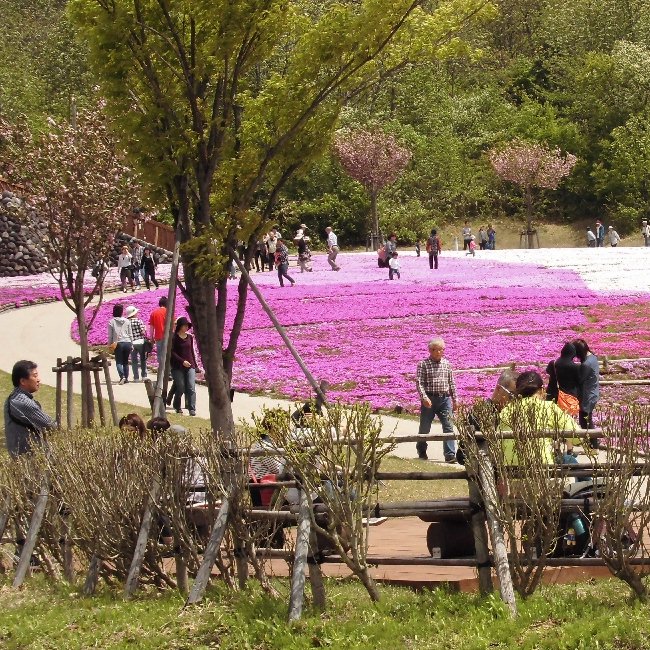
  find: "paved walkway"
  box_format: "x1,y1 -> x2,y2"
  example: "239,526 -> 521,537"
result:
0,299 -> 449,461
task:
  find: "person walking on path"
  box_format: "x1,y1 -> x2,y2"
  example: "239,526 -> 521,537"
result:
608,226 -> 621,247
426,229 -> 441,269
108,304 -> 133,384
4,360 -> 56,458
266,230 -> 278,271
117,245 -> 135,292
141,248 -> 159,289
131,240 -> 143,288
573,338 -> 600,437
461,221 -> 472,251
126,305 -> 148,382
586,228 -> 597,247
415,338 -> 457,462
388,251 -> 401,280
642,220 -> 650,247
170,317 -> 198,416
326,226 -> 341,271
275,236 -> 296,287
595,221 -> 605,248
148,297 -> 168,368
465,235 -> 476,257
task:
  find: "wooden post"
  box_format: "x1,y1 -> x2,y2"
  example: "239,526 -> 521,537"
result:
476,449 -> 517,617
0,497 -> 11,542
13,477 -> 49,588
174,531 -> 189,596
93,367 -> 106,427
153,227 -> 181,419
468,478 -> 493,595
230,251 -> 328,407
55,358 -> 62,427
80,361 -> 88,429
83,554 -> 101,595
66,357 -> 74,430
124,479 -> 161,598
185,496 -> 231,606
102,355 -> 119,426
288,489 -> 311,621
60,516 -> 75,583
308,528 -> 326,611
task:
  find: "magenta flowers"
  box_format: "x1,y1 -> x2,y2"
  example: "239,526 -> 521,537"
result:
70,251 -> 650,413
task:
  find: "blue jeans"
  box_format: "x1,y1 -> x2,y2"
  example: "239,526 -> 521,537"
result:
277,263 -> 295,287
171,367 -> 196,412
115,341 -> 133,380
418,395 -> 455,459
131,343 -> 147,380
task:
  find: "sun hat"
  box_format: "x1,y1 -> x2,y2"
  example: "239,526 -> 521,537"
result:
125,305 -> 139,318
299,223 -> 308,229
176,316 -> 192,329
609,225 -> 614,229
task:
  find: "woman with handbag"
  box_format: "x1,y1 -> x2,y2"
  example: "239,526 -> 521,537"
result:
545,342 -> 581,417
170,317 -> 198,416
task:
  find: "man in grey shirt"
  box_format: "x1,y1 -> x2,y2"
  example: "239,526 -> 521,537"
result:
4,360 -> 56,457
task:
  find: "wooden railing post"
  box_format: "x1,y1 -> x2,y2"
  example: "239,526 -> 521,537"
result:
288,489 -> 311,621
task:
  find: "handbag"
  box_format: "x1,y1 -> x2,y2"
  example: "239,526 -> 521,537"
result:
143,339 -> 154,356
108,342 -> 117,353
554,361 -> 579,416
557,390 -> 580,416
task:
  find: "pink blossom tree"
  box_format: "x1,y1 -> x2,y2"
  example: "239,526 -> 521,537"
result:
489,141 -> 577,248
0,105 -> 138,425
333,130 -> 411,239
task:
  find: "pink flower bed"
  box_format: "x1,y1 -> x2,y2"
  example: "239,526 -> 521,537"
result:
73,253 -> 650,412
0,265 -> 173,310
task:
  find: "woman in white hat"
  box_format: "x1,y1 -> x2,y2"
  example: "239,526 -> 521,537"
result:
126,305 -> 148,381
608,225 -> 620,247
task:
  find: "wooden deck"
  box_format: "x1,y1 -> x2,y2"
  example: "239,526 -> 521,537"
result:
262,516 -> 615,591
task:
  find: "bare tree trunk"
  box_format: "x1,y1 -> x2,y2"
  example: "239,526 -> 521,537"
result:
525,185 -> 534,249
370,189 -> 379,238
77,303 -> 95,427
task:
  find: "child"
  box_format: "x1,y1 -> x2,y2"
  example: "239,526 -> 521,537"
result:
389,251 -> 401,280
466,235 -> 476,257
415,240 -> 421,257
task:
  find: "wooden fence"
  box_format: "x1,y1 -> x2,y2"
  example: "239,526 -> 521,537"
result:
124,214 -> 175,251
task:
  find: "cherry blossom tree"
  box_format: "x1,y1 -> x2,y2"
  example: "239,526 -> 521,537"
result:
333,129 -> 412,239
0,105 -> 138,425
489,141 -> 577,248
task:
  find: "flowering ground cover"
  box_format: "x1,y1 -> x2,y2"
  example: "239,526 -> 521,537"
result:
0,265 -> 173,310
72,250 -> 650,413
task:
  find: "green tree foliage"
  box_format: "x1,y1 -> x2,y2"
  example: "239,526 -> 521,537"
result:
0,0 -> 91,124
69,0 -> 493,435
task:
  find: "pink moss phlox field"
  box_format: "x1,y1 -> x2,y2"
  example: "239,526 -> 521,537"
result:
73,253 -> 650,412
0,265 -> 173,309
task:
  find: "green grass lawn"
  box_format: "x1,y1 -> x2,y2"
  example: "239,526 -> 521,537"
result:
0,575 -> 649,649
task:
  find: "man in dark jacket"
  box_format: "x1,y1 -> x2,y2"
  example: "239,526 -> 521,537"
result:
4,360 -> 56,457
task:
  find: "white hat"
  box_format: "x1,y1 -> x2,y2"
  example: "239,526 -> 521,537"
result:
125,305 -> 139,318
609,225 -> 613,229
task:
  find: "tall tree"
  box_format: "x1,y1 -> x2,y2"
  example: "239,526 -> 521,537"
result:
0,105 -> 137,425
71,0 -> 493,436
333,129 -> 411,239
489,140 -> 576,247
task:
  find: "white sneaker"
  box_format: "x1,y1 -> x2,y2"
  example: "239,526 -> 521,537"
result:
118,378 -> 125,385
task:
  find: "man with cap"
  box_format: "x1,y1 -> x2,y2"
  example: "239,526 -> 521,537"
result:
595,221 -> 605,248
608,225 -> 621,247
586,227 -> 597,247
126,305 -> 148,381
642,220 -> 650,247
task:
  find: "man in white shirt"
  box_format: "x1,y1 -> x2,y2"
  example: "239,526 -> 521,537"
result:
642,220 -> 650,247
608,226 -> 621,247
586,228 -> 597,247
325,226 -> 341,271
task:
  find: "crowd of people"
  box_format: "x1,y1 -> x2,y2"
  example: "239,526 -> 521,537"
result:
236,224 -> 341,287
415,336 -> 601,463
114,239 -> 160,292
